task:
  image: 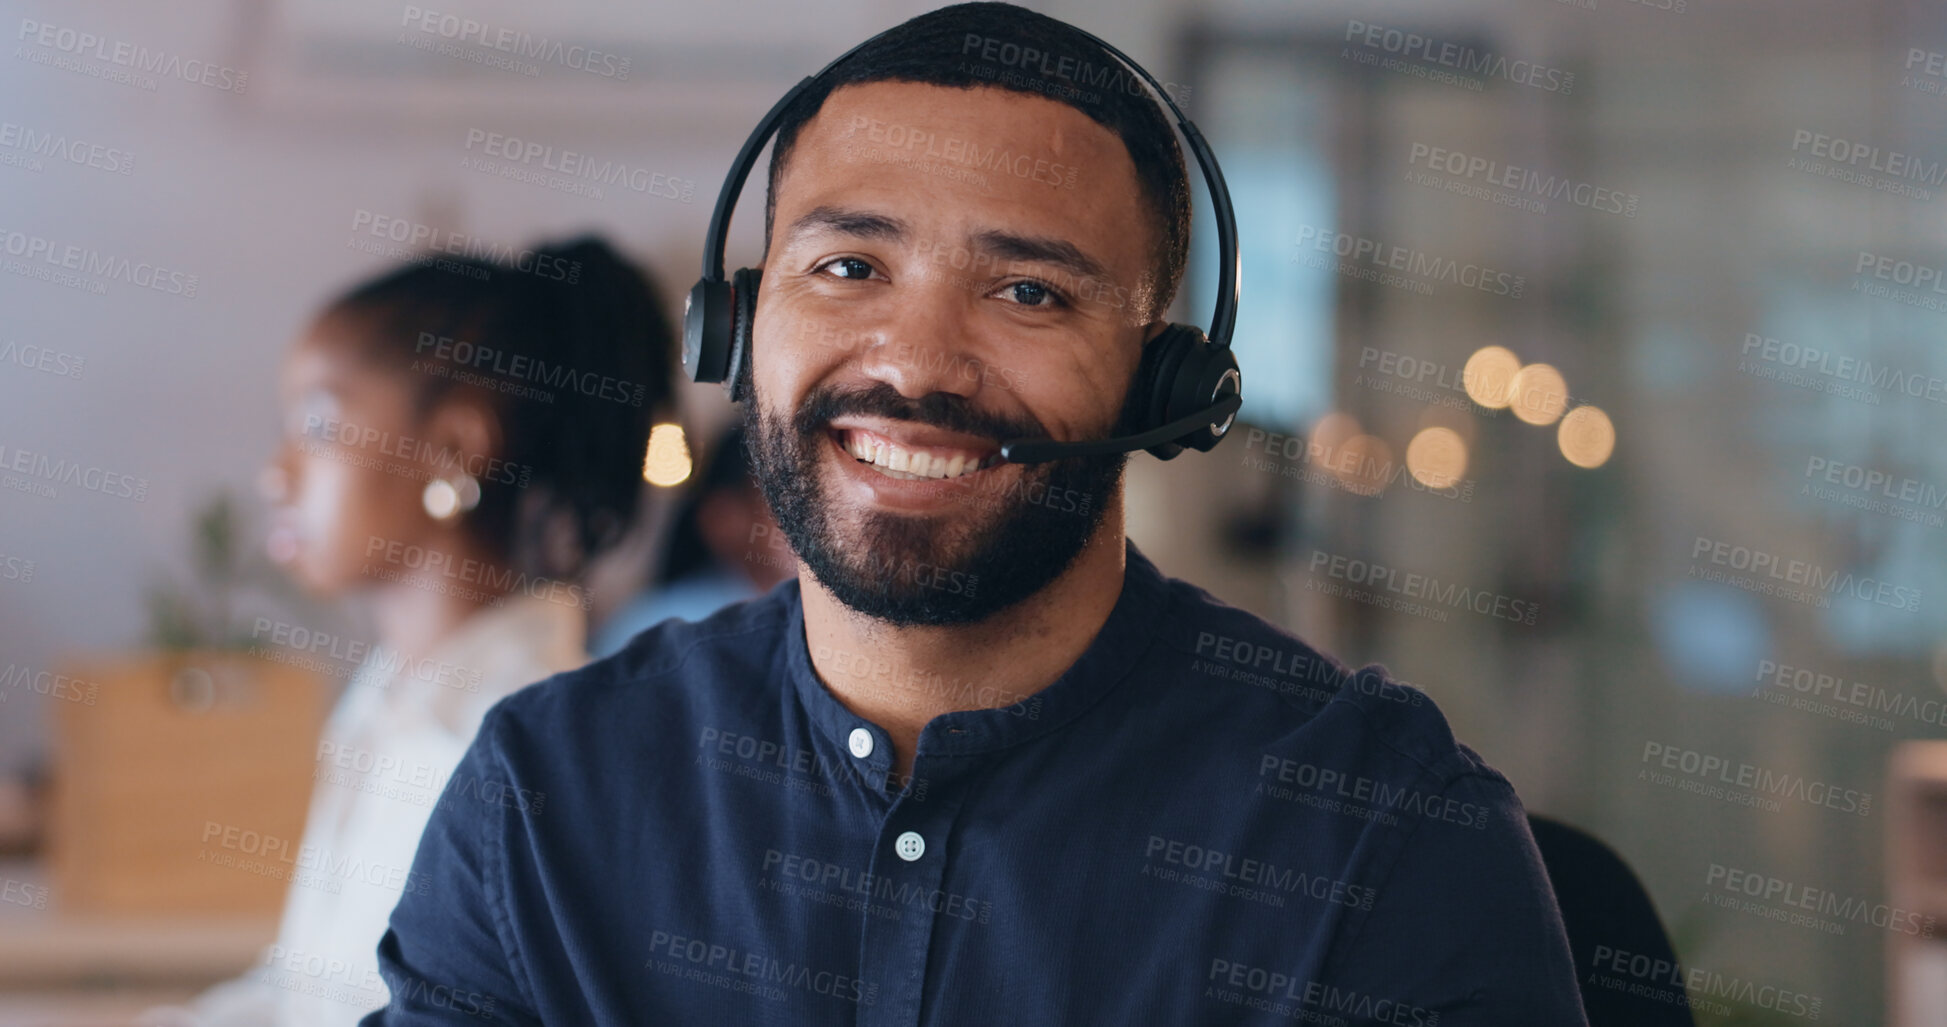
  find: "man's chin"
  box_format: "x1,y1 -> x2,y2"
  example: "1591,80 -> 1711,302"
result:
810,563 -> 994,627
834,526 -> 985,582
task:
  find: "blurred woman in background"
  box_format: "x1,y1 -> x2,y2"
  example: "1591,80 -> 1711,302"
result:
589,424 -> 796,657
144,235 -> 677,1027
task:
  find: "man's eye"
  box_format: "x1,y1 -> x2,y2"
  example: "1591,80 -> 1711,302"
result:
999,279 -> 1064,308
817,257 -> 876,281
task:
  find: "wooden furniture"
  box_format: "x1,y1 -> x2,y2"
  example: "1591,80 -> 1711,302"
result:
46,651 -> 329,915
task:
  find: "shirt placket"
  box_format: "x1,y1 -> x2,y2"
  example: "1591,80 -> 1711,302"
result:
851,746 -> 970,1027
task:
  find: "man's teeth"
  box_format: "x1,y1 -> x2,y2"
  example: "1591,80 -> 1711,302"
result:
844,433 -> 995,480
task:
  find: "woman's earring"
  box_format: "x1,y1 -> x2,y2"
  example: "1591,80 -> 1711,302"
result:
422,474 -> 482,521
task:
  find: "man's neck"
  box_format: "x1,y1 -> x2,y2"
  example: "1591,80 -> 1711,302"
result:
800,514 -> 1128,784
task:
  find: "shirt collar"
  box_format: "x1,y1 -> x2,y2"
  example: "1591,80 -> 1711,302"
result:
781,538 -> 1173,761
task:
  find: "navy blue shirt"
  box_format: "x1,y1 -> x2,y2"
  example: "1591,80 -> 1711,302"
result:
365,542 -> 1587,1025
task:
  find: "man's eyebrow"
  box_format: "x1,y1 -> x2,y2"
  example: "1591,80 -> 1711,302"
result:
783,208 -> 1116,285
972,229 -> 1112,285
784,205 -> 910,244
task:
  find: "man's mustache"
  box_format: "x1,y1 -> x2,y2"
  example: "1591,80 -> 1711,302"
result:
792,380 -> 1047,445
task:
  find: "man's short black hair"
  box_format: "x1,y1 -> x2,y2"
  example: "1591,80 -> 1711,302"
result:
761,1 -> 1192,323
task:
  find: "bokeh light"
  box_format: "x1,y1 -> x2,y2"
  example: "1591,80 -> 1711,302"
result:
1406,426 -> 1469,488
1557,405 -> 1616,468
1463,346 -> 1521,409
1509,363 -> 1570,426
642,422 -> 693,486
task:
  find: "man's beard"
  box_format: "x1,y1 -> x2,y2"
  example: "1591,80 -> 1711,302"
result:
741,370 -> 1132,627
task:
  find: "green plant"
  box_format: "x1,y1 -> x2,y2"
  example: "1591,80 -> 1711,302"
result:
143,489 -> 309,651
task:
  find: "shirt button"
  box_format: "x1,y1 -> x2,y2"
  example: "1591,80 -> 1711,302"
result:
895,831 -> 926,862
848,727 -> 874,759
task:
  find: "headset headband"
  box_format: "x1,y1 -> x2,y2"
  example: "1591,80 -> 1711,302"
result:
697,22 -> 1239,350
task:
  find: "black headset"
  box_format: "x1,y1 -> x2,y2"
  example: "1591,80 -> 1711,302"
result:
681,21 -> 1242,462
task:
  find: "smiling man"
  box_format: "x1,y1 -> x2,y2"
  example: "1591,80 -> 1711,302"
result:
365,5 -> 1588,1025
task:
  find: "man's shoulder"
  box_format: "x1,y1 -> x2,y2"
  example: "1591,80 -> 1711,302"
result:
487,584 -> 796,746
1152,569 -> 1502,793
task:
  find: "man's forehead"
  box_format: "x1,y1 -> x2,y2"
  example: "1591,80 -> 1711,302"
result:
790,79 -> 1138,189
777,80 -> 1155,278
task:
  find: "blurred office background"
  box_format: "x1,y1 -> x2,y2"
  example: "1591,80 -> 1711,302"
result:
5,0 -> 1947,1022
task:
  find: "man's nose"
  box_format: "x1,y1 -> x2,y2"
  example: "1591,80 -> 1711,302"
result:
854,272 -> 986,401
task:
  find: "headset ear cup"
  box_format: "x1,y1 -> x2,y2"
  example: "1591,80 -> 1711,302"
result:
682,277 -> 734,385
1170,339 -> 1240,453
1140,325 -> 1201,460
725,267 -> 761,403
1200,345 -> 1242,451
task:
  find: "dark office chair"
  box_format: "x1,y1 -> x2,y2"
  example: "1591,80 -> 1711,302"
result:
1528,814 -> 1695,1027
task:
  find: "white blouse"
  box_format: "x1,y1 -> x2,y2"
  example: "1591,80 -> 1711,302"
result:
150,594 -> 586,1027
